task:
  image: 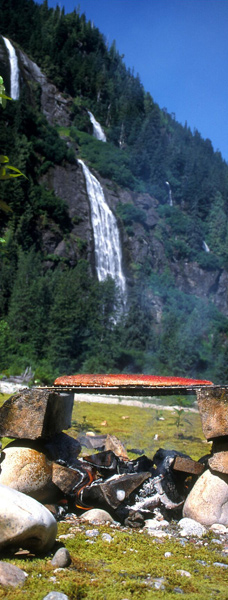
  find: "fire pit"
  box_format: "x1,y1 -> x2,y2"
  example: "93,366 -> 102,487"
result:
1,373 -> 228,537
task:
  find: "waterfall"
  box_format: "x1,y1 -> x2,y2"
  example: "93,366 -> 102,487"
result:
165,181 -> 173,206
88,111 -> 107,142
203,241 -> 210,253
78,159 -> 126,310
2,37 -> 20,100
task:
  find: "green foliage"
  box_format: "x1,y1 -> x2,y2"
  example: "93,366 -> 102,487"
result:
116,202 -> 147,227
0,75 -> 11,107
76,130 -> 142,190
0,154 -> 27,180
1,1 -> 228,385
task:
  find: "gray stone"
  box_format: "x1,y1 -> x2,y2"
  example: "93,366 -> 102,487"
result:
85,529 -> 99,538
0,443 -> 58,502
51,548 -> 71,568
79,508 -> 114,524
0,484 -> 57,552
52,462 -> 81,495
0,389 -> 73,439
18,49 -> 72,127
178,517 -> 207,538
183,469 -> 228,526
0,561 -> 28,587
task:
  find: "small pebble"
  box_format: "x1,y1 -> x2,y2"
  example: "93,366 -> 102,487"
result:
153,577 -> 165,590
51,548 -> 71,568
164,552 -> 172,557
176,569 -> 191,577
101,533 -> 113,543
85,529 -> 99,538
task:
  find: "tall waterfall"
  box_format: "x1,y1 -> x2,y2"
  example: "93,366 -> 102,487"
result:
78,159 -> 126,310
2,37 -> 20,100
88,111 -> 107,142
165,181 -> 173,207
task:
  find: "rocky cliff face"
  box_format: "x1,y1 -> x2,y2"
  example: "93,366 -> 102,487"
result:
1,38 -> 228,317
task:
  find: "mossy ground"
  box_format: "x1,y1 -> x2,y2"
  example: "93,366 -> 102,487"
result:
1,394 -> 228,599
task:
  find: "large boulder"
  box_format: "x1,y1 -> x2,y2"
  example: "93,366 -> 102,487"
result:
0,484 -> 57,552
0,443 -> 58,502
183,468 -> 228,526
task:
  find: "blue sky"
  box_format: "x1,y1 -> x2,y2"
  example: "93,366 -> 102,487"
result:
36,0 -> 228,162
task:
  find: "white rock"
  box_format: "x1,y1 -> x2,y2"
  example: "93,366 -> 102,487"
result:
101,533 -> 113,542
183,469 -> 228,526
178,517 -> 207,538
0,484 -> 57,552
210,523 -> 228,534
79,508 -> 114,524
176,569 -> 191,577
144,518 -> 169,529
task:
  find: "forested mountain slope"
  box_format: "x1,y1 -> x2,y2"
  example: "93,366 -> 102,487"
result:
1,0 -> 228,384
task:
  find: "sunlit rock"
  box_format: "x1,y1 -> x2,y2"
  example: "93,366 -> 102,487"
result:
178,517 -> 207,537
183,469 -> 228,526
196,387 -> 228,439
0,389 -> 73,439
105,433 -> 128,461
79,508 -> 114,524
0,484 -> 57,552
0,443 -> 58,502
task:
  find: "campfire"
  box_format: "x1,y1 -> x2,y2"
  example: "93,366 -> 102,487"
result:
0,374 -> 228,552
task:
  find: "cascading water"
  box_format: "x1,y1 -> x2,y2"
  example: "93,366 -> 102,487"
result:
203,241 -> 210,253
78,159 -> 126,312
165,181 -> 173,206
88,111 -> 107,142
2,37 -> 20,100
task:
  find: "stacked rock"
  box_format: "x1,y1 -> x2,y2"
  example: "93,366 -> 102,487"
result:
183,387 -> 228,526
0,388 -> 80,552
